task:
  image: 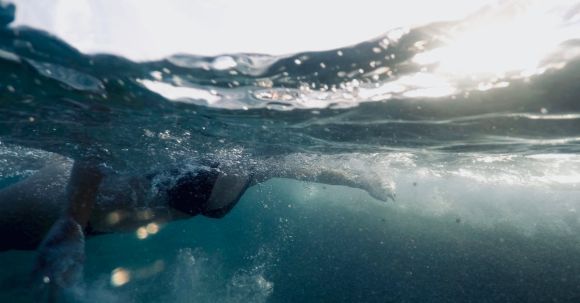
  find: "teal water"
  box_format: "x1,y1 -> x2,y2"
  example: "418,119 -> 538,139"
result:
3,179 -> 580,302
2,1 -> 580,302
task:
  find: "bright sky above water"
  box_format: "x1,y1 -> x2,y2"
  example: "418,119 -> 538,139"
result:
11,0 -> 495,60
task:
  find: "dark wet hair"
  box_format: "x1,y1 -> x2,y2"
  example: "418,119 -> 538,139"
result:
164,169 -> 220,216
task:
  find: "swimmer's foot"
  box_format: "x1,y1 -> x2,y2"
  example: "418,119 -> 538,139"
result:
33,216 -> 86,302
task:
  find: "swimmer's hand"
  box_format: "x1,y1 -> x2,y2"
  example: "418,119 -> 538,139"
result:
362,178 -> 396,202
33,216 -> 85,301
365,186 -> 396,202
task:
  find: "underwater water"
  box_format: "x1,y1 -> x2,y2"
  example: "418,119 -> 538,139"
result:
1,0 -> 580,302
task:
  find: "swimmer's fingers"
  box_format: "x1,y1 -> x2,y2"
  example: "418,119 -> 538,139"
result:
364,180 -> 396,202
367,188 -> 396,202
33,216 -> 85,301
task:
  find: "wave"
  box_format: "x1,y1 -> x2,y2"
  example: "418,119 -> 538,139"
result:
0,1 -> 579,160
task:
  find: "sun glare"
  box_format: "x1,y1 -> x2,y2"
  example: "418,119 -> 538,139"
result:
10,0 -> 578,103
414,1 -> 579,80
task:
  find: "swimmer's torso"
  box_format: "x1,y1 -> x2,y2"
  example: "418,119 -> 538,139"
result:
89,173 -> 186,234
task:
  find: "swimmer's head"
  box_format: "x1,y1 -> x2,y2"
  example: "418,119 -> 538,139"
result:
163,169 -> 219,216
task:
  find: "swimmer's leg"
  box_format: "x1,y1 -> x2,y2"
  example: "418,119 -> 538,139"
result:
33,160 -> 104,301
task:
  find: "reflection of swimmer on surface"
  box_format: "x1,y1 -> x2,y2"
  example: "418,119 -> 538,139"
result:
0,155 -> 392,250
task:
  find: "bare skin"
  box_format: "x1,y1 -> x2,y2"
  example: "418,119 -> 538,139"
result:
0,156 -> 71,251
0,154 -> 392,300
0,155 -> 392,250
1,155 -> 392,249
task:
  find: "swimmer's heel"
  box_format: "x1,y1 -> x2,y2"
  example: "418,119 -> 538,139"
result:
33,216 -> 85,302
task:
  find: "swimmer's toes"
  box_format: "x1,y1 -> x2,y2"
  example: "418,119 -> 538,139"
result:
34,217 -> 85,291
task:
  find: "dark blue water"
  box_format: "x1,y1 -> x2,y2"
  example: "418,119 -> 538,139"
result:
1,1 -> 580,302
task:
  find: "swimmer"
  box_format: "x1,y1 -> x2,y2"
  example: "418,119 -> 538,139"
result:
0,154 -> 392,297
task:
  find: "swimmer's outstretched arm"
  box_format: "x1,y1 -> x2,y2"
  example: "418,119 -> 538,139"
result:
249,157 -> 394,202
63,160 -> 105,227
